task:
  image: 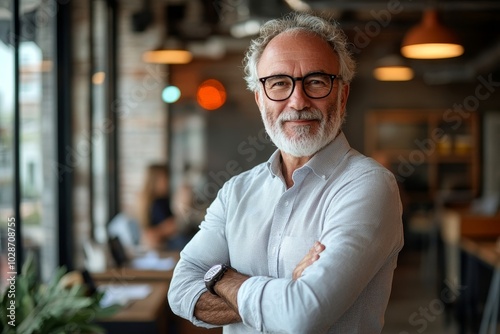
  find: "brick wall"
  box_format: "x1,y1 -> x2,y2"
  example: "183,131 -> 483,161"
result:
117,0 -> 168,218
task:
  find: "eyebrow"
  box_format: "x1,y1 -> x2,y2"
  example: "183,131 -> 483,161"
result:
263,70 -> 330,77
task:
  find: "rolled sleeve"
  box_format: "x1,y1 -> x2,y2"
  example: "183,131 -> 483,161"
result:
167,183 -> 231,327
235,169 -> 403,333
168,133 -> 404,334
237,276 -> 270,331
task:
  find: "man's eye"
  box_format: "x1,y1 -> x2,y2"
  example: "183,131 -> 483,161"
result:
306,79 -> 327,86
268,79 -> 290,89
271,81 -> 287,87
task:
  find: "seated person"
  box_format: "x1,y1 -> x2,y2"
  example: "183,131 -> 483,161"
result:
138,163 -> 187,251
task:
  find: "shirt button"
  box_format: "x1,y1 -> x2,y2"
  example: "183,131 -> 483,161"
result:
284,200 -> 289,207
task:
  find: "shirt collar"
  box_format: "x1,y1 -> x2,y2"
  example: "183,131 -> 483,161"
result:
265,131 -> 352,180
266,148 -> 283,178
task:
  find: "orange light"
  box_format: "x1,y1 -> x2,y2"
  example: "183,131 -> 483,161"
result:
142,49 -> 193,64
197,79 -> 226,111
401,9 -> 464,59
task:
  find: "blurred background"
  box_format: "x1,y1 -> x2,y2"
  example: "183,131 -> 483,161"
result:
1,0 -> 500,333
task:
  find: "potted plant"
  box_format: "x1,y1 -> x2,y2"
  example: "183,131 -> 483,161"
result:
0,253 -> 119,334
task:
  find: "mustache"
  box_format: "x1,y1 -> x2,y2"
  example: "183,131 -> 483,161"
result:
278,109 -> 323,123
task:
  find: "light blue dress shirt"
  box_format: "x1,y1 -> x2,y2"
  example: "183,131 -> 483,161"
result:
168,132 -> 404,333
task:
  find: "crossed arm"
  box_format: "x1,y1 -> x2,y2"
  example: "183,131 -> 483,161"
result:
193,241 -> 326,325
168,170 -> 404,332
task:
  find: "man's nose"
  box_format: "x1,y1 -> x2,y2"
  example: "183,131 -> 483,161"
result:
287,82 -> 311,110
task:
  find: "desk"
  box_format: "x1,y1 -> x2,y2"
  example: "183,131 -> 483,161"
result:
91,251 -> 180,282
94,251 -> 221,334
461,238 -> 500,267
97,281 -> 169,334
91,267 -> 175,282
93,253 -> 178,334
461,237 -> 500,334
460,213 -> 500,238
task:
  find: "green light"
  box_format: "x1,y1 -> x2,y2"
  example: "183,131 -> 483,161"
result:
162,86 -> 181,103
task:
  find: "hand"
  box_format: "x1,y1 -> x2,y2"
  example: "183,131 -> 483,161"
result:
141,228 -> 161,248
292,241 -> 325,280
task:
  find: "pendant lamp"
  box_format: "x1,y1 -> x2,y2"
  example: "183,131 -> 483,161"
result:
373,54 -> 414,81
142,48 -> 193,64
142,36 -> 193,64
401,9 -> 464,59
142,3 -> 193,65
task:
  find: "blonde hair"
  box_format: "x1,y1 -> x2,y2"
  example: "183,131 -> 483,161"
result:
138,163 -> 169,229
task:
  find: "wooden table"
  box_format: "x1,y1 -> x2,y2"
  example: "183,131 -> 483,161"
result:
91,266 -> 175,282
460,213 -> 500,238
93,250 -> 222,334
92,252 -> 179,334
96,281 -> 169,334
90,251 -> 180,282
461,238 -> 500,267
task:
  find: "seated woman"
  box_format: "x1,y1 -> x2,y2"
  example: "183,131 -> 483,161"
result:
138,163 -> 187,251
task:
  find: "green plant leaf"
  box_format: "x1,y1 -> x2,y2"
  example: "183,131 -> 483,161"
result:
10,252 -> 120,334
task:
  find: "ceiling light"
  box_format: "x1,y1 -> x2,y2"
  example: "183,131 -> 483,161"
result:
373,54 -> 414,81
142,34 -> 193,65
162,85 -> 181,103
92,71 -> 106,85
197,79 -> 226,111
374,66 -> 414,81
401,9 -> 464,59
142,49 -> 193,64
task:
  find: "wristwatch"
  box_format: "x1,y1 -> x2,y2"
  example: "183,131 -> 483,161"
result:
204,264 -> 229,296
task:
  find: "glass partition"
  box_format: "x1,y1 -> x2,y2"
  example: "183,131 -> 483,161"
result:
19,0 -> 58,281
91,0 -> 110,243
0,0 -> 58,285
0,2 -> 16,289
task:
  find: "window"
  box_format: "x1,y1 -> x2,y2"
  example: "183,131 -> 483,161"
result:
91,0 -> 118,242
0,0 -> 59,285
0,3 -> 16,288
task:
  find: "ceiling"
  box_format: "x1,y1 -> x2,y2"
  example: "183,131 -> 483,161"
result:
136,0 -> 500,83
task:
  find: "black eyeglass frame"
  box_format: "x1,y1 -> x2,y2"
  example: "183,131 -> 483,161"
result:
258,72 -> 341,102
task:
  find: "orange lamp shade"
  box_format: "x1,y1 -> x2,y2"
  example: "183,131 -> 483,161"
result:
197,79 -> 227,111
401,9 -> 464,59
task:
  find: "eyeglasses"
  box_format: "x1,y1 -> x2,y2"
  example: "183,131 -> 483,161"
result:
259,72 -> 340,101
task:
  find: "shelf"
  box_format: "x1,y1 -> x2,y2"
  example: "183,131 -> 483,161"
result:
365,109 -> 480,203
433,155 -> 476,163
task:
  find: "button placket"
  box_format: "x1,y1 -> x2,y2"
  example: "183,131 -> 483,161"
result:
267,187 -> 298,276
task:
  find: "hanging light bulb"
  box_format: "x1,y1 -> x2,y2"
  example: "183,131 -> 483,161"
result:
373,54 -> 414,81
142,4 -> 193,65
142,38 -> 193,64
401,9 -> 464,59
142,49 -> 192,64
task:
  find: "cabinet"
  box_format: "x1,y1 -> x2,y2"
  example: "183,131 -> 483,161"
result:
365,109 -> 480,202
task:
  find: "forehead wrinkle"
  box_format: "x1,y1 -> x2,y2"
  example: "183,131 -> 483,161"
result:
257,31 -> 339,77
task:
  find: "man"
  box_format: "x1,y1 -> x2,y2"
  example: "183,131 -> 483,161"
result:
168,12 -> 404,333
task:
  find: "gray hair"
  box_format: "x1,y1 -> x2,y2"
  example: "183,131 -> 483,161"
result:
243,12 -> 356,92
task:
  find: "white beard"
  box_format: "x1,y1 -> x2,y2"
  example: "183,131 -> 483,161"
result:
260,92 -> 344,158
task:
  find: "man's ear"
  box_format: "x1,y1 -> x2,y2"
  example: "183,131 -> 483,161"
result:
255,91 -> 262,109
339,83 -> 350,117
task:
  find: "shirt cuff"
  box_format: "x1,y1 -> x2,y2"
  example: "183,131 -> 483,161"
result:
237,276 -> 272,331
187,286 -> 221,329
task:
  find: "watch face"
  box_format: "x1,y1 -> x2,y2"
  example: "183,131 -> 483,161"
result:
204,264 -> 223,282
